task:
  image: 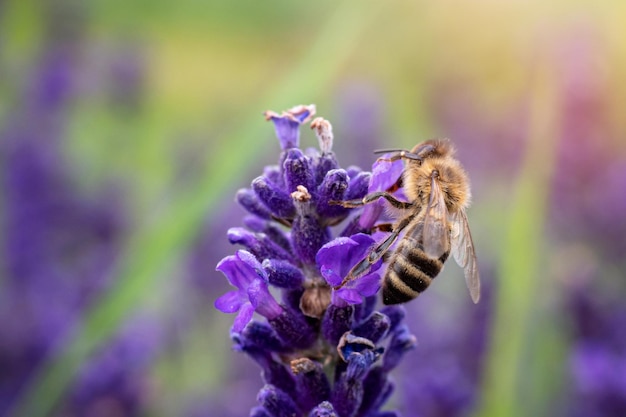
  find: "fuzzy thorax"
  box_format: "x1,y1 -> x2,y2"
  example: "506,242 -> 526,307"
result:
404,156 -> 471,213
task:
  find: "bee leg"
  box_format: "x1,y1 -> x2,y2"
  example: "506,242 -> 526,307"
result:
330,192 -> 413,210
385,175 -> 403,193
333,215 -> 413,289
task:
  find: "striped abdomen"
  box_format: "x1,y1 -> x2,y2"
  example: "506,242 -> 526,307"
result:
382,225 -> 449,305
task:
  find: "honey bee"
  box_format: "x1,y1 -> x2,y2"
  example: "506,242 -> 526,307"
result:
332,139 -> 480,305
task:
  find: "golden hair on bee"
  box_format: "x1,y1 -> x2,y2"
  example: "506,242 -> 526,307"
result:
403,139 -> 471,214
331,138 -> 480,305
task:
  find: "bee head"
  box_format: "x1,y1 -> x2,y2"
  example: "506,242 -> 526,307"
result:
410,138 -> 455,161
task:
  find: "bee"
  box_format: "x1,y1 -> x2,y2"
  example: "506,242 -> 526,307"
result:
332,139 -> 480,305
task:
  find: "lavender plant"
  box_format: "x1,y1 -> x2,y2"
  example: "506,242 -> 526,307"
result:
215,105 -> 416,417
563,284 -> 626,417
0,4 -> 162,413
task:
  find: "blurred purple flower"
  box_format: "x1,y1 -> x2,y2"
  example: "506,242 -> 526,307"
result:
0,8 -> 161,414
215,105 -> 417,416
562,285 -> 626,417
395,277 -> 494,417
548,23 -> 626,260
64,317 -> 163,417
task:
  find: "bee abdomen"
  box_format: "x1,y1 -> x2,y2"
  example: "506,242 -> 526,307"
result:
382,248 -> 445,305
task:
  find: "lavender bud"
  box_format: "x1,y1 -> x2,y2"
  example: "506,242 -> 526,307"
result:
353,295 -> 378,323
264,165 -> 284,186
379,306 -> 406,332
345,165 -> 362,178
239,321 -> 288,353
283,148 -> 315,194
252,175 -> 295,219
345,171 -> 372,201
227,227 -> 292,261
358,367 -> 392,416
382,325 -> 417,372
236,188 -> 272,219
269,308 -> 317,350
308,401 -> 338,417
291,186 -> 331,265
262,360 -> 298,398
257,385 -> 300,417
234,345 -> 296,398
250,406 -> 272,417
291,358 -> 331,412
352,312 -> 391,344
243,216 -> 292,253
262,259 -> 304,289
331,351 -> 379,417
321,304 -> 354,346
315,152 -> 340,186
316,169 -> 349,219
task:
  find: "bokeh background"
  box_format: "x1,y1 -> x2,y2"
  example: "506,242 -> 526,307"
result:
1,0 -> 625,416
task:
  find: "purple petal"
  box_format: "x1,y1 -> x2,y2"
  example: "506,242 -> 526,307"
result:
369,157 -> 404,192
214,290 -> 245,313
264,104 -> 316,150
346,171 -> 372,200
336,288 -> 366,305
359,199 -> 386,229
360,157 -> 404,228
317,234 -> 381,287
232,302 -> 255,332
331,290 -> 349,307
215,255 -> 257,290
248,279 -> 282,320
236,250 -> 265,274
269,116 -> 301,149
317,237 -> 360,286
353,272 -> 381,297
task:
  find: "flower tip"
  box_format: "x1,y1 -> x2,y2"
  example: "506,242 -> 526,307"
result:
264,104 -> 316,149
310,117 -> 334,153
291,185 -> 312,202
215,254 -> 236,273
263,109 -> 280,121
289,103 -> 316,123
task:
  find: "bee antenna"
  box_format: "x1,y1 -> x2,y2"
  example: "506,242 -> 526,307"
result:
373,148 -> 409,155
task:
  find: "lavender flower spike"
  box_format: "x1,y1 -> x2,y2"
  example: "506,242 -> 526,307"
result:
215,105 -> 416,416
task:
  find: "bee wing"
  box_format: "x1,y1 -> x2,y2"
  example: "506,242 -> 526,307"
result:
449,209 -> 481,303
422,174 -> 449,259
